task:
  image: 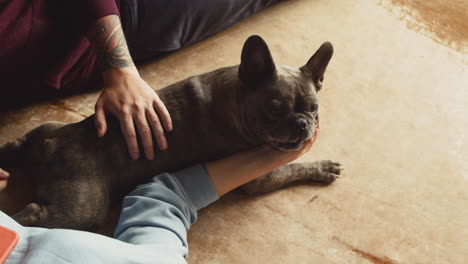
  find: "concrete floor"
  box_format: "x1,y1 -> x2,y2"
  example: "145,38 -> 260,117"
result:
1,0 -> 467,263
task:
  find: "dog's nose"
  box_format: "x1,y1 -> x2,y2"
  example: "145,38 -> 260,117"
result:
295,118 -> 308,131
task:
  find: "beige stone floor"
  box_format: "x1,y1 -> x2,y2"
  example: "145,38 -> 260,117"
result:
1,0 -> 467,263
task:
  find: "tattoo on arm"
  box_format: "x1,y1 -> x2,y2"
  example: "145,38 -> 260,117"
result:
88,15 -> 134,70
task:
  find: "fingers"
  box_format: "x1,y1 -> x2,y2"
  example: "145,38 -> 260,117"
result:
297,125 -> 320,156
135,110 -> 155,160
121,101 -> 169,160
0,168 -> 9,191
95,101 -> 108,137
310,130 -> 319,144
120,111 -> 140,160
146,109 -> 168,151
96,78 -> 173,160
302,139 -> 313,152
0,168 -> 9,179
310,123 -> 320,145
153,97 -> 172,132
0,180 -> 7,192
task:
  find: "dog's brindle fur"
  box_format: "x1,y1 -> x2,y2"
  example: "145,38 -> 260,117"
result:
0,36 -> 341,230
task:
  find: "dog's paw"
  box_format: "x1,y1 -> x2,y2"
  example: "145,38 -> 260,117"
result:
312,160 -> 343,183
12,203 -> 43,226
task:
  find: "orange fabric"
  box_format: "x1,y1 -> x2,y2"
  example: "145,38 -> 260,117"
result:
0,226 -> 19,264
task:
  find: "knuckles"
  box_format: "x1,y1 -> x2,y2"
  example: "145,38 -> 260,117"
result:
140,128 -> 151,137
126,132 -> 137,140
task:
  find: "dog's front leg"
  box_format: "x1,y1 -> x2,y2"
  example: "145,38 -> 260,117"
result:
241,160 -> 343,194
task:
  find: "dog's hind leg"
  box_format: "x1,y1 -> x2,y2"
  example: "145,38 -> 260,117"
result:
12,178 -> 109,231
241,160 -> 343,194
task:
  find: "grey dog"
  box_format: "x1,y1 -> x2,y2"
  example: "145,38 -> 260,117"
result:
0,35 -> 341,231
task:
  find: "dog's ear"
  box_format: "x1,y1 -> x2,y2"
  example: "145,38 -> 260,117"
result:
301,42 -> 334,91
238,35 -> 276,85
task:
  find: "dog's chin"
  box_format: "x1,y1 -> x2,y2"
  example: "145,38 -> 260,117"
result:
267,137 -> 304,151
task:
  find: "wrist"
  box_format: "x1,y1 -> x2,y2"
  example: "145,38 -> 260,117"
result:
102,66 -> 140,84
258,146 -> 294,168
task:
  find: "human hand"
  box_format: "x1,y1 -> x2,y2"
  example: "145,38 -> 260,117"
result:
0,168 -> 9,191
264,120 -> 320,166
204,121 -> 320,196
95,67 -> 172,160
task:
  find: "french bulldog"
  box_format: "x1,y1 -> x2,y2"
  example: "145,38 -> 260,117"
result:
0,35 -> 341,231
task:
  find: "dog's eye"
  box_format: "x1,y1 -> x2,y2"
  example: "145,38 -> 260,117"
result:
310,104 -> 318,112
270,99 -> 283,115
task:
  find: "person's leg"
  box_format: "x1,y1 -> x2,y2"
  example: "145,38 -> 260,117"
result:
120,0 -> 283,61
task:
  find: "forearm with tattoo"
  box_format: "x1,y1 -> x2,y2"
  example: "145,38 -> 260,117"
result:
88,15 -> 135,70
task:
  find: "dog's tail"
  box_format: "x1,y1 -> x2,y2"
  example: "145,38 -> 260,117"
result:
1,122 -> 66,171
0,138 -> 25,169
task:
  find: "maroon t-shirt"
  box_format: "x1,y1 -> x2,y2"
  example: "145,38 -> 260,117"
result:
0,0 -> 119,98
